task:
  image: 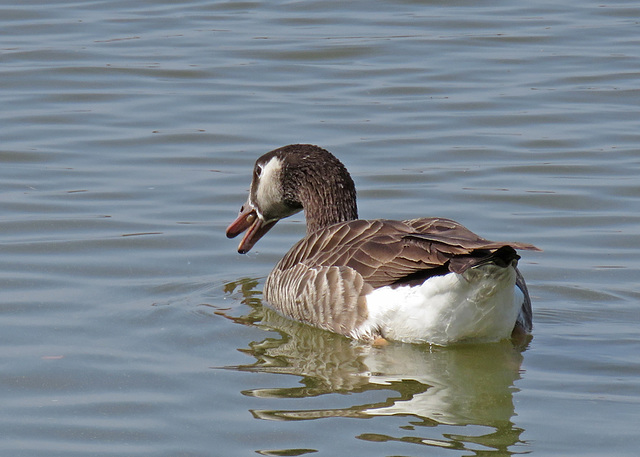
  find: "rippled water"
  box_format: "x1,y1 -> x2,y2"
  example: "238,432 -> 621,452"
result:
2,1 -> 639,456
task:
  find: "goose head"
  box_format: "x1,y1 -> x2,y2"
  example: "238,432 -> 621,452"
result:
226,144 -> 358,254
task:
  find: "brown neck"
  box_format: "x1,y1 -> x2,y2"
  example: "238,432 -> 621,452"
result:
294,169 -> 358,234
302,188 -> 358,234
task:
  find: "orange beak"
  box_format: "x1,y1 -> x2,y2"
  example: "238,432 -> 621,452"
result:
226,202 -> 277,254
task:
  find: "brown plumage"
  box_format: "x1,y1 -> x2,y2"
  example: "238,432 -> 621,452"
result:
227,144 -> 540,343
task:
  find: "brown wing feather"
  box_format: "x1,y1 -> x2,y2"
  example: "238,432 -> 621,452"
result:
273,217 -> 539,289
266,217 -> 539,337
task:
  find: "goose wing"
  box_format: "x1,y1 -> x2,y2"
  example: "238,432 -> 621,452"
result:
273,217 -> 539,289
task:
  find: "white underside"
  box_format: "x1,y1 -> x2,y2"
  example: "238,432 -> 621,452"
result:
354,264 -> 522,345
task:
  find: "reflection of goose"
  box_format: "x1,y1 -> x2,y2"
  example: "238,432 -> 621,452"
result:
220,293 -> 524,429
227,144 -> 539,344
360,343 -> 522,426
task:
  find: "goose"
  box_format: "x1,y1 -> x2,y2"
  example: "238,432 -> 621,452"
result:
226,144 -> 540,345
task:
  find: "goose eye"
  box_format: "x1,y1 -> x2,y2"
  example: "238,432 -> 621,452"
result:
255,164 -> 263,178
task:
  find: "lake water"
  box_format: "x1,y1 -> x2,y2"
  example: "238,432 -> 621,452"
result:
2,0 -> 639,455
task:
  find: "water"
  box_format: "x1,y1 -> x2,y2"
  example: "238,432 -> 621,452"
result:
1,0 -> 639,455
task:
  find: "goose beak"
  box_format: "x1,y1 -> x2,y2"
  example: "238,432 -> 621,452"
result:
226,201 -> 277,254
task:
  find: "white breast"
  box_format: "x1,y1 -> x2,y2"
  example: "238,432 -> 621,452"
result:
354,264 -> 522,345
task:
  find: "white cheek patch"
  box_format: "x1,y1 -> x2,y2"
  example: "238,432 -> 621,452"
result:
253,157 -> 284,220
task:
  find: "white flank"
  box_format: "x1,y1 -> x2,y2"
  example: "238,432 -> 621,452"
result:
355,264 -> 522,345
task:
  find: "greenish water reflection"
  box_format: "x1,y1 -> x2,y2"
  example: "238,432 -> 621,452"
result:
219,279 -> 528,455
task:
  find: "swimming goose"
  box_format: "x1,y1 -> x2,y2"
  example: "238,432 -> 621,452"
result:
226,144 -> 540,345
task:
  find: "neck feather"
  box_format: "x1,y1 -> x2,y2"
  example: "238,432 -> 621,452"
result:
293,167 -> 358,234
301,186 -> 358,233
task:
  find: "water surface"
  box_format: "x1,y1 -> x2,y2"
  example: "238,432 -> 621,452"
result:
1,1 -> 639,456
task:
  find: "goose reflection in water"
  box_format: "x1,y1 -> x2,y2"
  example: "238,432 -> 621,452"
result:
217,278 -> 529,455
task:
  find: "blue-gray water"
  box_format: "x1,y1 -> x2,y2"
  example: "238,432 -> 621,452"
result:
2,1 -> 639,456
